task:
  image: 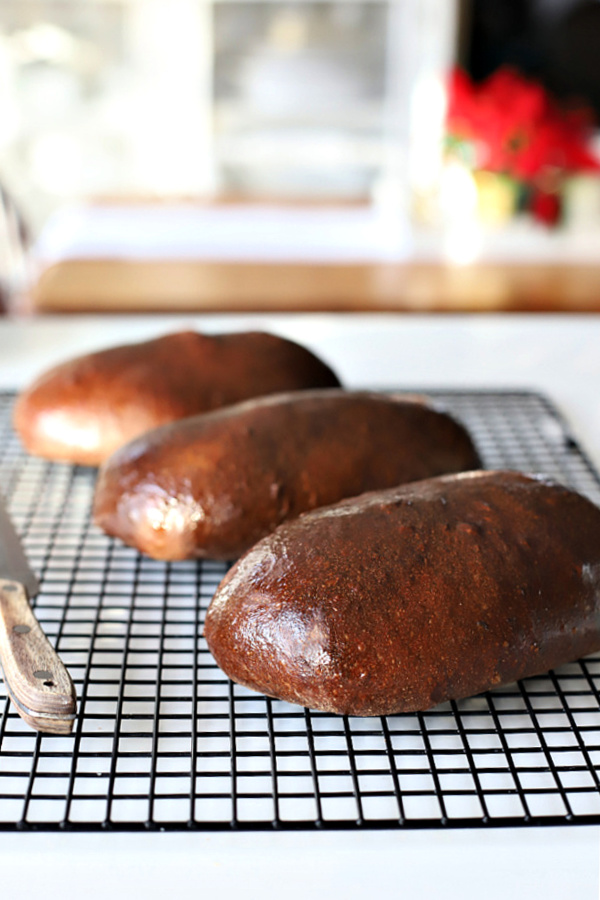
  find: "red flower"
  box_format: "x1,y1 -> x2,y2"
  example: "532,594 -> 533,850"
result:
446,66 -> 600,181
529,189 -> 562,226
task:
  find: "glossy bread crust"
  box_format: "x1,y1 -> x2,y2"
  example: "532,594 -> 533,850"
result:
93,390 -> 481,560
13,330 -> 340,465
204,471 -> 600,716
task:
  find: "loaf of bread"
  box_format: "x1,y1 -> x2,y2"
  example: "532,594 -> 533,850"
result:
204,471 -> 600,716
13,330 -> 340,465
93,389 -> 481,560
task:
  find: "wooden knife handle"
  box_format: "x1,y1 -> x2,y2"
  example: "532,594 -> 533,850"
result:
0,579 -> 77,734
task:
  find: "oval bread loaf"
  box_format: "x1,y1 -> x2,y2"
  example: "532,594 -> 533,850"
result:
204,471 -> 600,716
13,330 -> 340,466
93,389 -> 481,560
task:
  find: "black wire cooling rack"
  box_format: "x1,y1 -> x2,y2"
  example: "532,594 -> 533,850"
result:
1,388 -> 600,832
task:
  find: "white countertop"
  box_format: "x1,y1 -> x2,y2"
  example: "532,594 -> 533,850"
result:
0,311 -> 599,900
34,203 -> 600,267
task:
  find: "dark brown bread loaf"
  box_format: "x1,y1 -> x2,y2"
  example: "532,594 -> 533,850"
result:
13,330 -> 340,466
93,390 -> 481,560
204,471 -> 600,716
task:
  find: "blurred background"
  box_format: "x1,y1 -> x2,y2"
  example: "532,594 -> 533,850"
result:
1,0 -> 600,313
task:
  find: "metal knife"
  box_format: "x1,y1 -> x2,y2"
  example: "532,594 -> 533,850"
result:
0,493 -> 77,734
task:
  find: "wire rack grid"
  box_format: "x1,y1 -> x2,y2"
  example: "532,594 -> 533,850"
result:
1,388 -> 600,832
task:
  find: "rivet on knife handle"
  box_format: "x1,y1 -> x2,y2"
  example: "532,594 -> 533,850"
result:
0,579 -> 77,734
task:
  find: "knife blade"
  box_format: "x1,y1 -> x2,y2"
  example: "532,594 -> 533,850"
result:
0,493 -> 77,734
